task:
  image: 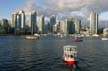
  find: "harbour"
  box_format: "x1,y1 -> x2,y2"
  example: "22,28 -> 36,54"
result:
0,35 -> 108,71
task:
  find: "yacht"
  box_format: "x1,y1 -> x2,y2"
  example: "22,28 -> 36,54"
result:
101,37 -> 108,40
26,36 -> 39,40
34,33 -> 40,37
92,34 -> 99,37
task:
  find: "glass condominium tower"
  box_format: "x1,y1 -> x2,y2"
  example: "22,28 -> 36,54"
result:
90,11 -> 98,34
29,11 -> 37,35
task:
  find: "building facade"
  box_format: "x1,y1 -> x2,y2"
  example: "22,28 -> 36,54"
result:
74,18 -> 81,34
90,12 -> 98,34
37,16 -> 44,34
19,11 -> 25,29
29,11 -> 37,35
50,15 -> 56,33
12,10 -> 25,34
67,18 -> 75,34
60,20 -> 68,34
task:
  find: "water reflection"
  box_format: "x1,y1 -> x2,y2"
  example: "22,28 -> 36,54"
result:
0,36 -> 108,71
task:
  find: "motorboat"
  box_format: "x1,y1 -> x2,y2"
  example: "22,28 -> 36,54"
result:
92,34 -> 99,37
101,37 -> 108,40
25,36 -> 39,40
34,33 -> 40,37
63,45 -> 78,65
71,36 -> 83,42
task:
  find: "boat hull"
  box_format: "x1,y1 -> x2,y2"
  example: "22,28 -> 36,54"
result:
101,38 -> 108,40
64,60 -> 78,65
63,45 -> 78,65
26,36 -> 39,40
71,40 -> 82,42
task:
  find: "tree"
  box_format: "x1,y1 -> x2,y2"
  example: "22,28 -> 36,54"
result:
1,19 -> 10,34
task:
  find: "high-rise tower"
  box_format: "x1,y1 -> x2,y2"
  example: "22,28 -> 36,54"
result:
29,11 -> 37,35
90,12 -> 98,34
12,10 -> 25,34
74,18 -> 81,34
50,15 -> 56,33
37,16 -> 44,34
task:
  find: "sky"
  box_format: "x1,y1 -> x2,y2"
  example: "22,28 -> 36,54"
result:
0,0 -> 108,21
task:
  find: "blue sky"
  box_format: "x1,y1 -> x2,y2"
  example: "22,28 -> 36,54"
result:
0,0 -> 108,21
0,0 -> 26,19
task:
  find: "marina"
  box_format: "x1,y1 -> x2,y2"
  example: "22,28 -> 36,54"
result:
0,35 -> 108,71
0,0 -> 108,71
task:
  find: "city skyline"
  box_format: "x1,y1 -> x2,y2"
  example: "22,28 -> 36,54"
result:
0,0 -> 108,21
0,5 -> 107,36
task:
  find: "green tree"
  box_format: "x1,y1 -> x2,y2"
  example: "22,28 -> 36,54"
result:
1,19 -> 10,34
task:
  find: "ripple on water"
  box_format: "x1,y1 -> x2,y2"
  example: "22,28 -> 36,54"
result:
0,36 -> 108,71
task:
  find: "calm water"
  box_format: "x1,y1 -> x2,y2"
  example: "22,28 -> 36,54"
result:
0,35 -> 108,71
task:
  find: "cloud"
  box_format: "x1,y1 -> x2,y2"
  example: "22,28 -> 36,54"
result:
20,0 -> 108,20
22,0 -> 36,12
43,0 -> 108,16
43,0 -> 96,10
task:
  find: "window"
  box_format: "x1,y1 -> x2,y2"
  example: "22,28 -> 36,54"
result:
70,55 -> 73,58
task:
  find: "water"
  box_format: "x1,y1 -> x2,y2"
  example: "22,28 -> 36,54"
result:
0,35 -> 108,71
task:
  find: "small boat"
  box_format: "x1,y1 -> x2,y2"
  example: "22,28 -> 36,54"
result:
71,36 -> 83,42
72,40 -> 82,42
26,36 -> 39,40
101,37 -> 108,40
92,34 -> 99,37
34,33 -> 40,37
63,45 -> 78,65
